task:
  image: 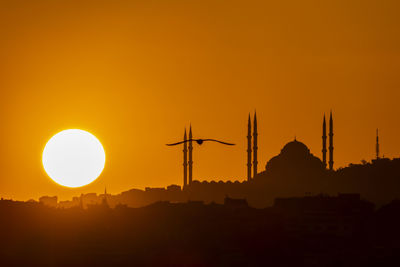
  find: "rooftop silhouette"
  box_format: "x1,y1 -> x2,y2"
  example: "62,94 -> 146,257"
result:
2,194 -> 400,266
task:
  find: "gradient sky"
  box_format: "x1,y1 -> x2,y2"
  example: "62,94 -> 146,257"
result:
1,0 -> 399,200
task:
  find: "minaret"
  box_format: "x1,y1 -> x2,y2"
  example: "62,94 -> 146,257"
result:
253,112 -> 258,177
247,114 -> 252,181
188,125 -> 193,185
183,128 -> 188,187
376,128 -> 380,159
322,114 -> 327,168
328,111 -> 334,170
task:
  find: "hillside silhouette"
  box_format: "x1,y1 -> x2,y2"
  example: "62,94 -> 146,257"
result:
3,195 -> 400,266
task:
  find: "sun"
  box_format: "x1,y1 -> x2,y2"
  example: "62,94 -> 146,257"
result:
42,129 -> 106,188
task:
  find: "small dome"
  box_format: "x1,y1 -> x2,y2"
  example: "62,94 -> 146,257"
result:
281,139 -> 310,156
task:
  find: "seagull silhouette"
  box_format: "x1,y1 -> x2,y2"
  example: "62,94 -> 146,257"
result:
166,138 -> 235,146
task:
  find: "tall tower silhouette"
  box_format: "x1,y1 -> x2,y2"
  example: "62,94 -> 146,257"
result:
183,128 -> 188,187
247,114 -> 252,181
376,128 -> 380,159
322,114 -> 327,168
188,125 -> 193,185
328,111 -> 334,170
253,112 -> 258,177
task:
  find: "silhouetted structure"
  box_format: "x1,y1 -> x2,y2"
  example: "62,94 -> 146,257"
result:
183,128 -> 188,187
322,114 -> 327,168
265,138 -> 326,178
253,111 -> 258,177
329,111 -> 334,170
247,114 -> 252,181
246,112 -> 258,179
188,125 -> 193,185
376,128 -> 380,159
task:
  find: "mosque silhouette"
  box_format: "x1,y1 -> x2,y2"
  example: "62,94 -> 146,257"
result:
180,111 -> 336,187
40,110 -> 394,210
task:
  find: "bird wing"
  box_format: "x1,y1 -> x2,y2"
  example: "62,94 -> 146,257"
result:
166,140 -> 188,146
166,139 -> 235,146
202,139 -> 235,145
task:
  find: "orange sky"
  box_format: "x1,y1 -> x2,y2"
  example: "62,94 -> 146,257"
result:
1,0 -> 399,200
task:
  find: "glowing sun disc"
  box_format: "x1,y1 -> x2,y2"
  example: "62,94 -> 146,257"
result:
42,129 -> 106,188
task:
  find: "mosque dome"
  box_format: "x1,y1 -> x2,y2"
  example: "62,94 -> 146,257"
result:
265,139 -> 325,174
281,139 -> 310,157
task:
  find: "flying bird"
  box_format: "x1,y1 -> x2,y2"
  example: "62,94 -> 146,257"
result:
166,139 -> 235,146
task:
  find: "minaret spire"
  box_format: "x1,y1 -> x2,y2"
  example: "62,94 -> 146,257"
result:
183,128 -> 188,187
328,111 -> 334,170
253,111 -> 258,177
376,128 -> 380,159
322,114 -> 327,168
188,125 -> 193,185
247,114 -> 252,181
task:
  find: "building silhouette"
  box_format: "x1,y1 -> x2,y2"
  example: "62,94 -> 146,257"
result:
253,112 -> 258,177
265,138 -> 326,176
329,111 -> 334,170
183,128 -> 188,187
322,112 -> 334,170
247,114 -> 252,181
322,114 -> 327,167
246,112 -> 258,180
376,128 -> 380,159
188,125 -> 193,185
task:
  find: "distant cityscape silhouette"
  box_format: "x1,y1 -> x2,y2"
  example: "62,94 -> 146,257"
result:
3,191 -> 400,265
32,111 -> 400,210
2,111 -> 400,266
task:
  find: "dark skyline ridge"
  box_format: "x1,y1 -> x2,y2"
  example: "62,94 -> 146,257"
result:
35,143 -> 400,209
10,112 -> 394,205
